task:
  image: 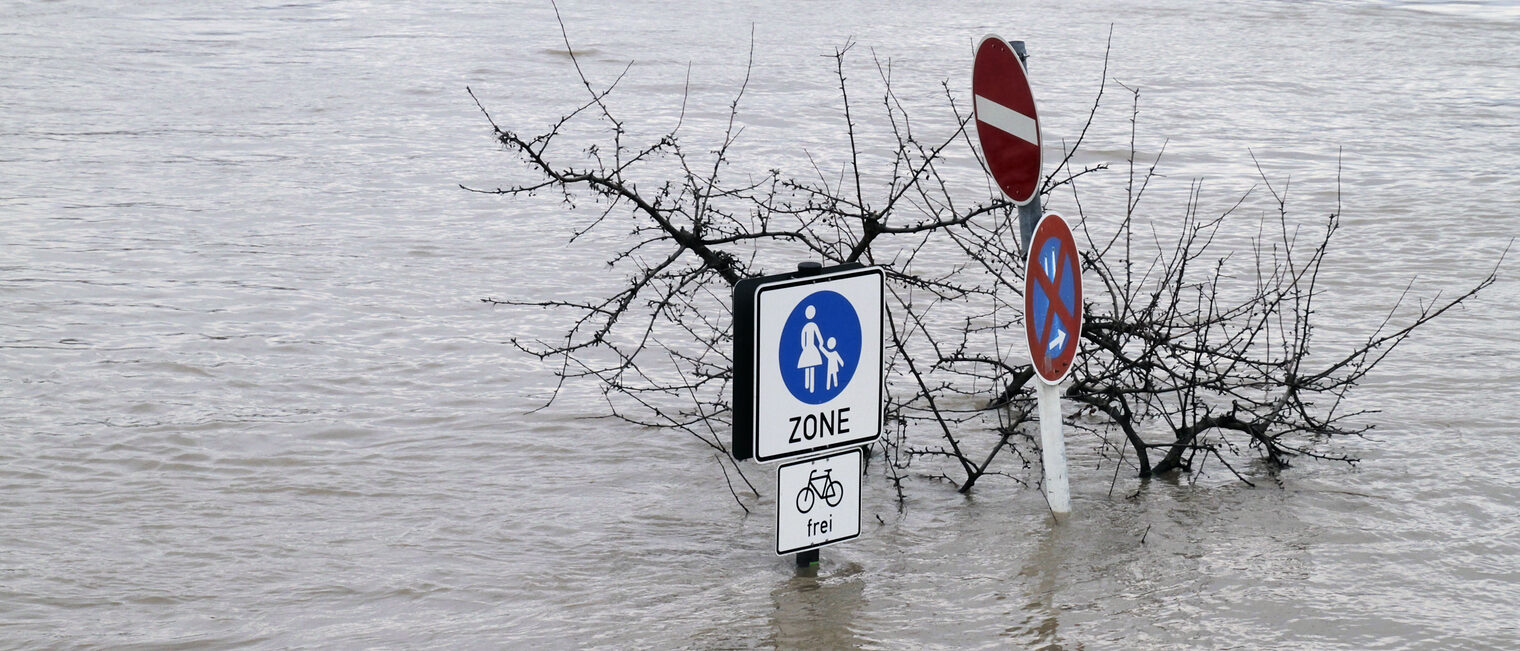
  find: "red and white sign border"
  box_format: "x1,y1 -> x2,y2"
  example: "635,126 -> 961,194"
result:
973,33 -> 1043,207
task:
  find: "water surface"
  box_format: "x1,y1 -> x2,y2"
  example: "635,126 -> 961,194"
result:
3,0 -> 1518,648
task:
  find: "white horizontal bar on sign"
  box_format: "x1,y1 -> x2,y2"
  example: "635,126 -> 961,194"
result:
975,95 -> 1038,146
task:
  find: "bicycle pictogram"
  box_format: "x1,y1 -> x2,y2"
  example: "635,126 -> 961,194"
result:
795,468 -> 845,513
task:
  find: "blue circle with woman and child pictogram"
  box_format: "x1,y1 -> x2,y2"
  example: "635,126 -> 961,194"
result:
779,290 -> 862,404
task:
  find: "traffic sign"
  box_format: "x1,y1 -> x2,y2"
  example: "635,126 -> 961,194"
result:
1024,214 -> 1082,384
776,447 -> 861,556
973,34 -> 1042,205
732,265 -> 884,463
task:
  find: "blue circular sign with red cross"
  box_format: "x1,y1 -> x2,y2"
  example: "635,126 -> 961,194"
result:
1024,213 -> 1083,384
973,34 -> 1042,206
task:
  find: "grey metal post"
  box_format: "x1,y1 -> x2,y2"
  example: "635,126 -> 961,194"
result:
1010,40 -> 1041,258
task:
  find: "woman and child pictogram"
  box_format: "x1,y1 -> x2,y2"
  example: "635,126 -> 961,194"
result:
796,304 -> 845,393
779,289 -> 861,405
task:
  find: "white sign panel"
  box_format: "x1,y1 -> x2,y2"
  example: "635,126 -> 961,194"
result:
776,447 -> 862,556
752,267 -> 883,463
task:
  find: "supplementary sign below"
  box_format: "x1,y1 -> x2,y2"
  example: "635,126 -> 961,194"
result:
776,447 -> 862,556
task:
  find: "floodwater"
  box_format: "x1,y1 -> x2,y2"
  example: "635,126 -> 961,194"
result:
3,0 -> 1518,648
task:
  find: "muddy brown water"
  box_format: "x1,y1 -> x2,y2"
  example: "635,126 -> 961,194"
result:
3,1 -> 1518,647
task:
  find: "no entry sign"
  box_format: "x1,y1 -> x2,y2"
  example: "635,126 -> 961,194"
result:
973,35 -> 1042,205
775,447 -> 861,555
1024,214 -> 1082,384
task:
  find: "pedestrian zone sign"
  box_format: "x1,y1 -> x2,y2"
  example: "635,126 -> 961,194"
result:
973,34 -> 1042,205
732,264 -> 883,463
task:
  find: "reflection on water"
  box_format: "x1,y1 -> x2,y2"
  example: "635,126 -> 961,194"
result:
1012,523 -> 1065,649
770,561 -> 869,648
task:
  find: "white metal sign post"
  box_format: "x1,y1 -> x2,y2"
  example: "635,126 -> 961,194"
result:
776,447 -> 862,556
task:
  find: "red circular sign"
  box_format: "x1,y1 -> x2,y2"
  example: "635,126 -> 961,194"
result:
973,35 -> 1042,205
1024,214 -> 1082,384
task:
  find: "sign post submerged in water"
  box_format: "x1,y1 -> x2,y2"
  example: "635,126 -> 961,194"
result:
733,263 -> 883,564
775,447 -> 862,556
1024,214 -> 1083,516
973,35 -> 1042,207
975,35 -> 1080,516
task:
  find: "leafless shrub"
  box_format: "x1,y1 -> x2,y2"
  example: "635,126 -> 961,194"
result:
468,19 -> 1502,506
